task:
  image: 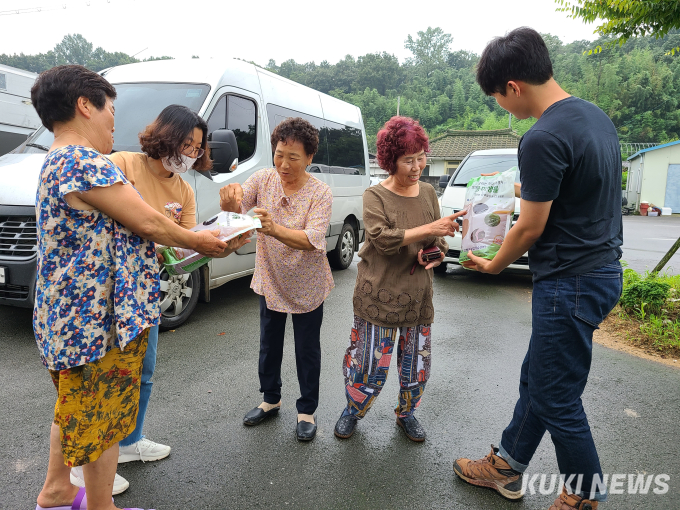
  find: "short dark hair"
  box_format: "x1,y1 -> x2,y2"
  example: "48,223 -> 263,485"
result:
30,65 -> 117,132
271,117 -> 319,157
139,105 -> 212,171
476,27 -> 553,96
376,116 -> 429,175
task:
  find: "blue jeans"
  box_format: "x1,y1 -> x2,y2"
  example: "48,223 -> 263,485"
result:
498,262 -> 623,502
120,324 -> 159,447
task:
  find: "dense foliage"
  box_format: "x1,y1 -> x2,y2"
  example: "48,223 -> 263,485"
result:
0,34 -> 171,75
620,269 -> 671,315
617,268 -> 680,352
557,0 -> 680,54
3,29 -> 680,151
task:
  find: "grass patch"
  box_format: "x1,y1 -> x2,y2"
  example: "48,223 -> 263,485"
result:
610,266 -> 680,356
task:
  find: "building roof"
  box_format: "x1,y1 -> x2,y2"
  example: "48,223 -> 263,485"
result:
627,139 -> 680,161
428,128 -> 521,159
0,64 -> 38,79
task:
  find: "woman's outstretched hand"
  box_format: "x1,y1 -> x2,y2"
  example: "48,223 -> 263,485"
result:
428,210 -> 467,237
253,208 -> 277,236
227,231 -> 252,251
193,229 -> 228,257
219,183 -> 244,213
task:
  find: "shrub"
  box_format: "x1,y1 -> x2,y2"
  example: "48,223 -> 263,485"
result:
620,277 -> 671,316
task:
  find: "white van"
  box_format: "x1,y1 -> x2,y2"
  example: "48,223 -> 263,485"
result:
0,59 -> 369,328
0,64 -> 41,156
437,148 -> 528,272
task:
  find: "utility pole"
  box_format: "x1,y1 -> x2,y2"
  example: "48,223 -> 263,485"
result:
508,112 -> 512,129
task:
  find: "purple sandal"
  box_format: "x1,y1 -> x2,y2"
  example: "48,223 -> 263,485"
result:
36,487 -> 88,510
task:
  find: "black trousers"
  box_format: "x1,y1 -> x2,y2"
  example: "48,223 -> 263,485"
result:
258,296 -> 323,414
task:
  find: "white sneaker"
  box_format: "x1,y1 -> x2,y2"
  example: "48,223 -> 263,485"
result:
70,465 -> 129,495
118,437 -> 171,463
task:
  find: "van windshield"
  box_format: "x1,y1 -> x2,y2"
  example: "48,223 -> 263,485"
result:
20,82 -> 210,154
451,155 -> 519,186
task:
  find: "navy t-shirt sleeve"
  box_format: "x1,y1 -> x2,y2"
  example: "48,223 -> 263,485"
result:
519,129 -> 569,202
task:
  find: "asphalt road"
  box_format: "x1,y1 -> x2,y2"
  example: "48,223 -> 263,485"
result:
2,249 -> 680,509
620,215 -> 680,273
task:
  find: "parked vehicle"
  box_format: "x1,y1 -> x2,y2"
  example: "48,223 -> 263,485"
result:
0,64 -> 41,156
437,148 -> 527,273
0,58 -> 370,328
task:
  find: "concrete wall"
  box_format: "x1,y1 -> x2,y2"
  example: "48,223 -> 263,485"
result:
429,159 -> 447,176
641,144 -> 680,207
627,143 -> 680,209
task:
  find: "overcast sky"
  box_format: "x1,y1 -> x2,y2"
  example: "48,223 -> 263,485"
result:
0,0 -> 600,65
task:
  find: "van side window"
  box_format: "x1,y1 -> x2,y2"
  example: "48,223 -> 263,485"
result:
266,103 -> 328,167
207,96 -> 226,133
207,95 -> 257,162
266,104 -> 366,175
0,73 -> 6,91
325,121 -> 365,175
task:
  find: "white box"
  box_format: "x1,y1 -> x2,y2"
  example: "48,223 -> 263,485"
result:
661,207 -> 673,215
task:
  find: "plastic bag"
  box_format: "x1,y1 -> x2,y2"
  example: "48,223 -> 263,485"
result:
158,212 -> 261,276
459,167 -> 517,268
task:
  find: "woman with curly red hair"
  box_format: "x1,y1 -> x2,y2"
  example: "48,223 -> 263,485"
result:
333,116 -> 466,442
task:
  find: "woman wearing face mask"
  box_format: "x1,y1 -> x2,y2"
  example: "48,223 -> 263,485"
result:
67,105 -> 250,494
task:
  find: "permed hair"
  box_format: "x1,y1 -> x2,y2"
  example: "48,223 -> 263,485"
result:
139,104 -> 212,171
30,65 -> 117,132
271,117 -> 319,157
476,27 -> 553,96
376,116 -> 429,174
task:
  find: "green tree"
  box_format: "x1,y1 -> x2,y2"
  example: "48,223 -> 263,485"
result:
354,52 -> 402,95
447,50 -> 477,70
54,34 -> 93,65
404,27 -> 453,77
557,0 -> 680,54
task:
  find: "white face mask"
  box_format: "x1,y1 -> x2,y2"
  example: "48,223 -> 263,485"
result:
162,154 -> 197,174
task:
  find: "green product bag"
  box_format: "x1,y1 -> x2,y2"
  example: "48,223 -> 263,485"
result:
459,167 -> 517,268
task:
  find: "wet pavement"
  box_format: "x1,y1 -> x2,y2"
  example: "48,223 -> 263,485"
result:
620,215 -> 680,273
1,250 -> 679,509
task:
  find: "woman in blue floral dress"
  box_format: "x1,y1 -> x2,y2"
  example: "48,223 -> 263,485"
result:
31,65 -> 228,510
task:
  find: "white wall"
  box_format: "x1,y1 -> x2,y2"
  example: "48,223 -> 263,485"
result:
641,144 -> 680,207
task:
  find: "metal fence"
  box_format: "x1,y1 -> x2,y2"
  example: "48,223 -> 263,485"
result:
620,142 -> 658,160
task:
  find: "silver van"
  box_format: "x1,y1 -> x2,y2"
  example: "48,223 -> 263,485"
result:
0,58 -> 369,328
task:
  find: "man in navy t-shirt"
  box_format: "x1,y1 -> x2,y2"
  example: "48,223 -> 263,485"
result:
453,27 -> 623,510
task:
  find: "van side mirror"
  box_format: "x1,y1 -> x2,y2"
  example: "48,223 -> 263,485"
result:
439,174 -> 450,188
208,129 -> 239,173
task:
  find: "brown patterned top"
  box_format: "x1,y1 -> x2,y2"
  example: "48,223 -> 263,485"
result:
241,168 -> 334,313
353,182 -> 448,327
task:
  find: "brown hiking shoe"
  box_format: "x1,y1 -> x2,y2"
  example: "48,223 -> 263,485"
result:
548,487 -> 598,510
453,445 -> 524,500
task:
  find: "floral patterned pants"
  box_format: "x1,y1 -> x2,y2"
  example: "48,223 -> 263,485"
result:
49,329 -> 148,467
341,315 -> 432,419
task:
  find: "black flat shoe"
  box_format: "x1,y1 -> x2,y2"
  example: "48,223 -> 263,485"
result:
334,415 -> 358,439
397,415 -> 426,442
243,405 -> 280,426
296,416 -> 317,441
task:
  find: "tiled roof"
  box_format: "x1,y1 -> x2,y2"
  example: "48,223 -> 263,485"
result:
428,129 -> 521,159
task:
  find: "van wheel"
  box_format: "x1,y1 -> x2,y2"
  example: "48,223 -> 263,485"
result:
159,268 -> 200,331
328,223 -> 356,270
